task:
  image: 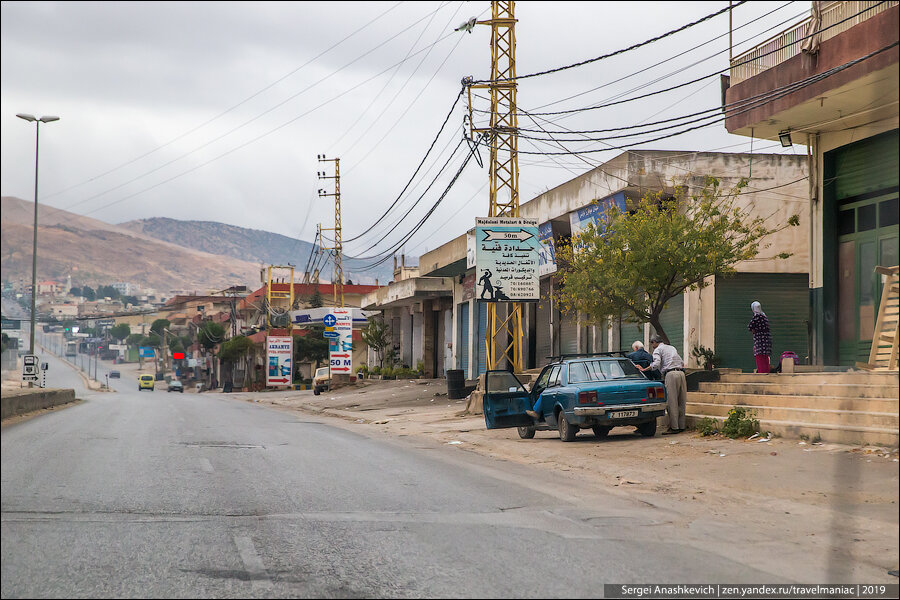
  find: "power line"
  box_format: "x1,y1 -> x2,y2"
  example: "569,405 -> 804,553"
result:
471,1 -> 747,84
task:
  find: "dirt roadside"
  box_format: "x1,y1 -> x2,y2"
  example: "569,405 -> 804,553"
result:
225,378 -> 899,577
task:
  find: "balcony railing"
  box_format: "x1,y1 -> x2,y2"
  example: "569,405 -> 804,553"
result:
730,1 -> 898,85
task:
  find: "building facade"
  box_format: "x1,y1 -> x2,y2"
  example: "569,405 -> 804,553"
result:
723,1 -> 899,365
366,150 -> 810,378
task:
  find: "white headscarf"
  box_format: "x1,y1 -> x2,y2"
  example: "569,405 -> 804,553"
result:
751,301 -> 766,316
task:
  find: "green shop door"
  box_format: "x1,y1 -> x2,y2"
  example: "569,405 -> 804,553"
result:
830,130 -> 900,365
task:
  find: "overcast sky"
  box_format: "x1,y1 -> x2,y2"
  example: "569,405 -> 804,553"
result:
1,1 -> 808,263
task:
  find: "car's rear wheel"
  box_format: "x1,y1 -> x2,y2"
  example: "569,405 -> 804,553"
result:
592,425 -> 611,439
313,387 -> 320,396
636,420 -> 657,437
558,411 -> 578,442
517,425 -> 536,439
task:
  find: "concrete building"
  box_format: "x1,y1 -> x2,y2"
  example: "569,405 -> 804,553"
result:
723,0 -> 898,366
365,149 -> 809,378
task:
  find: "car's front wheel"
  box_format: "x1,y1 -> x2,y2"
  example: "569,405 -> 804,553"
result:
636,420 -> 657,437
517,425 -> 536,439
313,387 -> 321,396
558,411 -> 578,442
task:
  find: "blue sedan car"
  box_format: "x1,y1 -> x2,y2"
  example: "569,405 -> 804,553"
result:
482,355 -> 667,442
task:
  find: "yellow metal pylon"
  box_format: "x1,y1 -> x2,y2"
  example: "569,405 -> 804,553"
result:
466,1 -> 523,373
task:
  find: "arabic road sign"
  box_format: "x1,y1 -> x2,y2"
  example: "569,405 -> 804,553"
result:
22,354 -> 39,381
475,217 -> 540,302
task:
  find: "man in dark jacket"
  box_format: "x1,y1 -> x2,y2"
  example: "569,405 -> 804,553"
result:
627,341 -> 660,380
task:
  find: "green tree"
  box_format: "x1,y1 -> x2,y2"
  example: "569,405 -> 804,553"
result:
308,288 -> 324,308
109,323 -> 131,342
150,319 -> 170,336
197,321 -> 225,350
125,333 -> 143,347
122,295 -> 140,306
80,286 -> 96,301
96,285 -> 120,299
218,335 -> 256,388
361,317 -> 391,368
554,177 -> 799,344
294,326 -> 330,369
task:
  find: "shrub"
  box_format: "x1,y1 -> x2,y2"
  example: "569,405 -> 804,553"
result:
355,364 -> 369,374
722,406 -> 759,439
697,417 -> 719,437
371,365 -> 382,375
415,360 -> 425,376
381,366 -> 394,378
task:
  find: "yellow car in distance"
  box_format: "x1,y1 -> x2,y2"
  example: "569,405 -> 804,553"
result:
138,374 -> 155,391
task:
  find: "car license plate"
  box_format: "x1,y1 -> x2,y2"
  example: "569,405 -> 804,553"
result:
609,410 -> 639,419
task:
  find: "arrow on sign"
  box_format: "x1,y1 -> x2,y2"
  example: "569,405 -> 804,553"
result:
481,228 -> 534,242
331,353 -> 350,358
332,367 -> 351,372
268,378 -> 289,383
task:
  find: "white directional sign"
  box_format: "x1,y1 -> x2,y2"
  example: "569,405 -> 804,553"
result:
475,217 -> 540,302
328,307 -> 354,375
22,353 -> 39,382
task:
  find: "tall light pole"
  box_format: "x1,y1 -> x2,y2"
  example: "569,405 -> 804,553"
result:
16,113 -> 60,365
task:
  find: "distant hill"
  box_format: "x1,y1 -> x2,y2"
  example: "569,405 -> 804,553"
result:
1,196 -> 264,293
119,217 -> 393,285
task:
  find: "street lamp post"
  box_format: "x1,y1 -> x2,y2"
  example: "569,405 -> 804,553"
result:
16,113 -> 60,371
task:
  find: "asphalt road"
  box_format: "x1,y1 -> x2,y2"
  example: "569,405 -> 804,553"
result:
2,359 -> 786,598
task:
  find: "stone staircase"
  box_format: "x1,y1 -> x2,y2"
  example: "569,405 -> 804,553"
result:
687,371 -> 899,447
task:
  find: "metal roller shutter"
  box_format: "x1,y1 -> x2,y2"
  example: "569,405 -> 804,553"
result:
834,130 -> 899,202
476,302 -> 488,375
715,273 -> 809,372
559,311 -> 578,355
457,302 -> 469,376
619,318 -> 643,353
654,293 -> 684,356
536,279 -> 551,366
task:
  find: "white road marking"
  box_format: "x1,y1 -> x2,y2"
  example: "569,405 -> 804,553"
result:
233,535 -> 272,591
199,458 -> 214,473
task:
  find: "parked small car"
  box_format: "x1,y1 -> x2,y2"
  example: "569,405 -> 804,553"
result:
481,354 -> 667,442
167,380 -> 184,393
313,366 -> 330,396
138,374 -> 155,391
109,370 -> 121,379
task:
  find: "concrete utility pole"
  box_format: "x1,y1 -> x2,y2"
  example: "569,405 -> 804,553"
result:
317,155 -> 344,307
465,0 -> 524,372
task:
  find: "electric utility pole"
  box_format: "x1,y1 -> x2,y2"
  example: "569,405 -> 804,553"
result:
465,0 -> 524,372
317,155 -> 344,307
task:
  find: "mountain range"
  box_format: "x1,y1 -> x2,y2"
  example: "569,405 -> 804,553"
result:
0,196 -> 392,293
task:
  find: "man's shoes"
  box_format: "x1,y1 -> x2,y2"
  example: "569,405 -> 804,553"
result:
662,428 -> 681,435
525,410 -> 539,419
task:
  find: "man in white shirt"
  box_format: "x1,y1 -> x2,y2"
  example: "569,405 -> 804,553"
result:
638,334 -> 687,434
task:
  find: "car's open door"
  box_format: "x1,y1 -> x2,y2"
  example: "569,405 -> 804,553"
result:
482,370 -> 534,429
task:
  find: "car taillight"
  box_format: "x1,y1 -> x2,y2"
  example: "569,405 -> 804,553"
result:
647,387 -> 662,399
578,390 -> 598,404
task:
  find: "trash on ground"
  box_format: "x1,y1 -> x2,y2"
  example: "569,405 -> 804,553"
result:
447,440 -> 463,445
770,451 -> 778,456
748,433 -> 759,440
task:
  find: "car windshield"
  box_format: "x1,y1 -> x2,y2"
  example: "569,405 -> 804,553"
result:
568,359 -> 644,383
316,368 -> 329,377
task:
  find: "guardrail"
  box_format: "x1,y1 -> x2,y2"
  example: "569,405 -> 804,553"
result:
729,1 -> 897,85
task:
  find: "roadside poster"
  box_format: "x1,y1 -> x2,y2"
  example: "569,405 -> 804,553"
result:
139,346 -> 155,358
266,335 -> 293,387
475,217 -> 540,302
569,191 -> 627,238
538,221 -> 557,276
328,307 -> 353,375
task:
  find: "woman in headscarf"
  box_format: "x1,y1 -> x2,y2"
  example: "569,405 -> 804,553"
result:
748,301 -> 772,373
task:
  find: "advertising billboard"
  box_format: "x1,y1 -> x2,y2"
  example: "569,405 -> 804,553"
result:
266,335 -> 293,387
326,307 -> 354,375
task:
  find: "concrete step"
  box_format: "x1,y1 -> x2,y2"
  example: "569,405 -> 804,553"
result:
718,372 -> 899,386
697,381 -> 899,399
688,392 -> 899,413
687,402 -> 899,429
685,414 -> 899,447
